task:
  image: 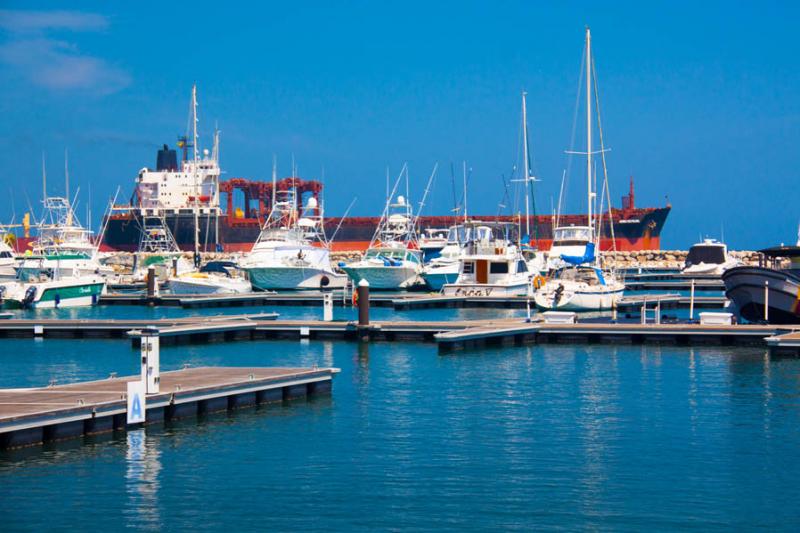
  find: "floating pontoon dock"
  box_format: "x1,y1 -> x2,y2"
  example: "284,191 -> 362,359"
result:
0,366 -> 338,449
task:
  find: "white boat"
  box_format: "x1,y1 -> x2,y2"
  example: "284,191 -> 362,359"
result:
342,244 -> 423,289
682,239 -> 740,275
418,228 -> 449,262
341,164 -> 431,290
169,261 -> 251,295
0,240 -> 16,279
421,225 -> 465,290
534,261 -> 625,311
535,28 -> 625,311
242,177 -> 348,291
442,223 -> 531,297
0,256 -> 106,309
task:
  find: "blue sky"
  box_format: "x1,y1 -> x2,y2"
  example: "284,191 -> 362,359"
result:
0,1 -> 798,249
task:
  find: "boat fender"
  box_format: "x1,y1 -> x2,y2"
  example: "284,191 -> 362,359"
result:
23,286 -> 37,307
532,275 -> 545,289
352,289 -> 359,306
54,293 -> 61,308
319,275 -> 330,288
338,262 -> 346,268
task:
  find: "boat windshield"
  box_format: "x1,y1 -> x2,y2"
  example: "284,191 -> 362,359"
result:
686,245 -> 725,265
553,226 -> 590,244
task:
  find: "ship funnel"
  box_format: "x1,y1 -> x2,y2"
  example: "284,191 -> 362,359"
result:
156,144 -> 178,171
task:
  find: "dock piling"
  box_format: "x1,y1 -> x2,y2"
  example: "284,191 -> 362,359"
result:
357,279 -> 369,327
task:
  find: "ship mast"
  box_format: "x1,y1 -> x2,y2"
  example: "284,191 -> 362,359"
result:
585,27 -> 593,242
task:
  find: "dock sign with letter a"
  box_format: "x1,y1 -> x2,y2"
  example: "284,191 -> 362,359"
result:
127,380 -> 146,424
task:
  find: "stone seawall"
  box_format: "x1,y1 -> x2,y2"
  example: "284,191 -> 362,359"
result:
99,249 -> 760,274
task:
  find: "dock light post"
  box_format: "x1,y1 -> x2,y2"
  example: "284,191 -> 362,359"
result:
764,281 -> 769,322
357,279 -> 370,327
140,328 -> 160,394
321,277 -> 334,322
689,279 -> 696,320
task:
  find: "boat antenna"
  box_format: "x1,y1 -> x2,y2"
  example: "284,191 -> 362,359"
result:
462,160 -> 468,222
328,197 -> 358,246
411,162 -> 439,238
41,152 -> 47,203
271,154 -> 277,212
64,149 -> 69,203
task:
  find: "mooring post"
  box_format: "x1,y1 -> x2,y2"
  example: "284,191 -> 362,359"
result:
764,280 -> 769,322
641,295 -> 647,325
689,279 -> 696,320
140,328 -> 160,394
146,266 -> 156,300
357,279 -> 370,326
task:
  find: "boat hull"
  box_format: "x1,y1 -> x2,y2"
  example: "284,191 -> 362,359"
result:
247,266 -> 348,291
340,265 -> 421,290
168,277 -> 251,295
534,284 -> 625,311
1,281 -> 105,309
722,266 -> 800,324
442,281 -> 530,297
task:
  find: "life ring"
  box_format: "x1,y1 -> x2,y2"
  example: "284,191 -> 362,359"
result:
532,275 -> 545,289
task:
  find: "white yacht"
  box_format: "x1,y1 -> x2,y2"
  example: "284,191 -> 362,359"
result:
341,165 -> 426,290
421,225 -> 464,291
242,186 -> 347,291
682,239 -> 740,276
169,261 -> 251,295
442,223 -> 531,297
0,255 -> 105,309
534,28 -> 625,311
418,228 -> 449,262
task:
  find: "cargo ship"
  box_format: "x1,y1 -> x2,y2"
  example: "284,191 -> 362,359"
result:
102,144 -> 670,253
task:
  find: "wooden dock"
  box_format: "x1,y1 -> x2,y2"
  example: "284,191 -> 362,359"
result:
435,321 -> 798,353
0,366 -> 338,449
0,313 -> 278,343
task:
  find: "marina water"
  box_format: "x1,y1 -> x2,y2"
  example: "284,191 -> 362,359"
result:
1,314 -> 799,531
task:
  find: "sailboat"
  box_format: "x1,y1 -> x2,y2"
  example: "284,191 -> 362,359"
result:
535,27 -> 625,311
167,86 -> 251,294
515,91 -> 548,276
340,165 -> 425,290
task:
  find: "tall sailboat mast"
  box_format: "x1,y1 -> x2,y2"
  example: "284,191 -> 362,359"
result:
585,27 -> 593,241
521,91 -> 531,237
191,84 -> 200,259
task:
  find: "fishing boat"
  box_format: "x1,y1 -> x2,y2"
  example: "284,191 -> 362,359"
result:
682,239 -> 740,275
0,256 -> 105,309
535,27 -> 625,311
340,165 -> 432,290
442,222 -> 531,296
242,170 -> 348,291
169,261 -> 251,295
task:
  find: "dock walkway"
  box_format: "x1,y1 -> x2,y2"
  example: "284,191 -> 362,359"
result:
0,366 -> 338,449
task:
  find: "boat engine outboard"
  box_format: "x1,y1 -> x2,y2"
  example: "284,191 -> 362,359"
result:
23,286 -> 37,307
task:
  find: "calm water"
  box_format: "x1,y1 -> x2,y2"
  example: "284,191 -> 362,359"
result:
1,315 -> 800,530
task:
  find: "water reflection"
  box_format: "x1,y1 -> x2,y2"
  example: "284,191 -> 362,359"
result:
125,430 -> 162,530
